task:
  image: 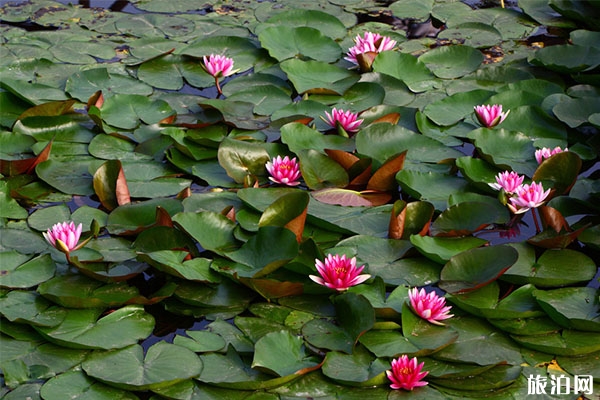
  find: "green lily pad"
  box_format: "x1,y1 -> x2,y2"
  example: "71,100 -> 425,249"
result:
410,235 -> 488,264
396,170 -> 470,211
402,302 -> 459,355
198,347 -> 303,390
0,336 -> 89,389
252,330 -> 320,376
356,123 -> 463,165
438,22 -> 503,48
0,253 -> 55,289
37,273 -> 140,308
138,251 -> 219,282
173,330 -> 227,353
469,128 -> 537,176
439,245 -> 519,294
65,68 -> 153,102
40,369 -> 139,400
511,330 -> 600,356
82,342 -> 202,391
530,44 -> 600,73
321,346 -> 388,387
34,305 -> 154,350
430,201 -> 500,237
36,158 -> 95,196
372,51 -> 437,93
0,290 -> 66,327
502,247 -> 597,287
433,316 -> 523,366
302,318 -> 354,354
280,59 -> 359,95
257,9 -> 347,40
418,45 -> 483,79
258,26 -> 341,62
532,287 -> 600,332
359,330 -> 419,358
217,137 -> 270,184
533,150 -> 582,196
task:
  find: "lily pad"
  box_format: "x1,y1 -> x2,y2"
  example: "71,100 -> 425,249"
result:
439,245 -> 519,294
82,342 -> 202,391
532,287 -> 600,332
502,247 -> 597,287
34,305 -> 154,350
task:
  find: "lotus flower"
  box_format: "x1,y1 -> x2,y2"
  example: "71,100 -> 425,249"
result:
535,146 -> 568,164
43,221 -> 83,253
408,287 -> 453,325
386,355 -> 429,391
488,171 -> 525,194
508,181 -> 551,214
345,31 -> 396,71
474,104 -> 510,128
202,54 -> 235,78
323,108 -> 363,135
202,54 -> 237,96
309,254 -> 371,291
266,155 -> 301,186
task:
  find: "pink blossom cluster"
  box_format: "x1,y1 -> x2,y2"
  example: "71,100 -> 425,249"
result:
489,171 -> 551,214
535,146 -> 568,164
345,31 -> 396,66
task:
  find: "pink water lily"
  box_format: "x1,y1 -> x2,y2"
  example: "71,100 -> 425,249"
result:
309,254 -> 371,291
386,355 -> 429,391
408,287 -> 453,325
489,171 -> 525,194
535,146 -> 568,164
202,54 -> 237,96
323,108 -> 364,134
266,155 -> 301,186
474,104 -> 510,128
43,221 -> 83,253
508,181 -> 551,214
202,54 -> 235,78
345,31 -> 396,71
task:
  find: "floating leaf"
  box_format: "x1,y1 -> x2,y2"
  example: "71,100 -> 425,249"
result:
532,287 -> 600,332
502,247 -> 597,287
82,342 -> 202,391
258,26 -> 341,62
252,330 -> 320,377
35,305 -> 154,350
439,245 -> 519,294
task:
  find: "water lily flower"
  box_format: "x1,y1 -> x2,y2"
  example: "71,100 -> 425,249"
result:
474,104 -> 510,128
202,54 -> 235,78
323,108 -> 364,135
535,146 -> 568,164
202,54 -> 237,95
508,181 -> 551,214
43,221 -> 83,253
309,254 -> 371,291
408,287 -> 453,325
345,31 -> 396,71
386,355 -> 429,391
266,155 -> 301,186
488,171 -> 525,194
